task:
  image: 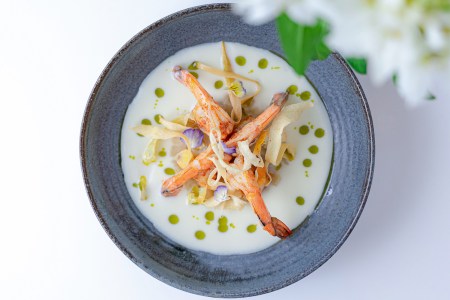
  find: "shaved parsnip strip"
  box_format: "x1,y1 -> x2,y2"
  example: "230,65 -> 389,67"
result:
132,125 -> 192,153
194,61 -> 261,104
221,41 -> 242,123
176,149 -> 193,169
237,140 -> 264,170
142,139 -> 158,166
159,116 -> 190,132
171,113 -> 191,126
265,102 -> 313,165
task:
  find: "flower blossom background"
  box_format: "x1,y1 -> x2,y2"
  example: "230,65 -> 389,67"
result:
235,0 -> 450,106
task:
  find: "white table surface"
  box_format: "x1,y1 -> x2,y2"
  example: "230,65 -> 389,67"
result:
1,1 -> 449,299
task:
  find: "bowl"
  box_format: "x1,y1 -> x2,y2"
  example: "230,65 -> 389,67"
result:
80,3 -> 374,297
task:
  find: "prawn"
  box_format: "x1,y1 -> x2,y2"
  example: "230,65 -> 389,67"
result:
225,92 -> 288,147
161,92 -> 288,196
227,156 -> 292,239
173,66 -> 234,139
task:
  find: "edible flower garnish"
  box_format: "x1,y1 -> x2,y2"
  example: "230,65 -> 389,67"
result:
229,80 -> 247,98
181,128 -> 204,148
220,141 -> 236,154
214,185 -> 229,203
138,175 -> 148,200
204,193 -> 247,210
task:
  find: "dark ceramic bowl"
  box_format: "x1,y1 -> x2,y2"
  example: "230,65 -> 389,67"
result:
80,3 -> 374,298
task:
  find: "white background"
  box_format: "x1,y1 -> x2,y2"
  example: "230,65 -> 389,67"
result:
1,1 -> 449,299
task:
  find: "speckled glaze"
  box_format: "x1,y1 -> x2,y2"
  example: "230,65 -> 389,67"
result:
80,3 -> 375,298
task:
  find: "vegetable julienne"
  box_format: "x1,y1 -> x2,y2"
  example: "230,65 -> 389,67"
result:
136,42 -> 313,239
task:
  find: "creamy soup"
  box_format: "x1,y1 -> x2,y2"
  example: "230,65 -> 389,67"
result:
121,42 -> 333,255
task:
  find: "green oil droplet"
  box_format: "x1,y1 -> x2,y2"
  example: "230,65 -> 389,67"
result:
190,71 -> 199,79
136,133 -> 144,137
141,118 -> 152,125
214,80 -> 223,89
300,91 -> 311,100
296,196 -> 305,205
258,58 -> 268,69
205,211 -> 214,221
195,230 -> 206,240
235,56 -> 246,66
168,214 -> 179,224
158,148 -> 166,157
150,203 -> 155,207
154,114 -> 162,124
218,216 -> 228,225
286,85 -> 298,95
247,224 -> 257,233
230,223 -> 236,229
158,161 -> 163,167
315,128 -> 325,138
248,69 -> 254,74
129,155 -> 135,160
218,224 -> 229,232
188,62 -> 198,70
299,125 -> 309,135
155,88 -> 164,98
303,159 -> 312,168
164,168 -> 175,175
132,183 -> 138,188
309,145 -> 319,154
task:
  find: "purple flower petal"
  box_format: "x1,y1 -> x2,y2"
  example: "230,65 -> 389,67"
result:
214,185 -> 229,203
221,142 -> 236,154
181,129 -> 204,148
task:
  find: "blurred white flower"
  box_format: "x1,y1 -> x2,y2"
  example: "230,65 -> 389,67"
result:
233,0 -> 325,25
320,0 -> 450,105
234,0 -> 450,105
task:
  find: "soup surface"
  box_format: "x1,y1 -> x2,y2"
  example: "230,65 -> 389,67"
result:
121,42 -> 333,254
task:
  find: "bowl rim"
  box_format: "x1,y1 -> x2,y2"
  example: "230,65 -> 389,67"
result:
80,3 -> 375,297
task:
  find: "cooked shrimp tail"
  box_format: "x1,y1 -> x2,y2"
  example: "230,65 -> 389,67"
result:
271,92 -> 288,106
263,217 -> 292,239
227,156 -> 292,239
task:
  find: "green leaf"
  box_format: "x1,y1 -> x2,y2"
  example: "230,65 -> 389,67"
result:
347,57 -> 367,74
276,13 -> 331,76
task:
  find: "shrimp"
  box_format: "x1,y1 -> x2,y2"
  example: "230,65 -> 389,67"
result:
227,156 -> 292,239
161,92 -> 288,197
161,147 -> 214,196
173,66 -> 234,139
225,92 -> 288,147
161,148 -> 232,196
